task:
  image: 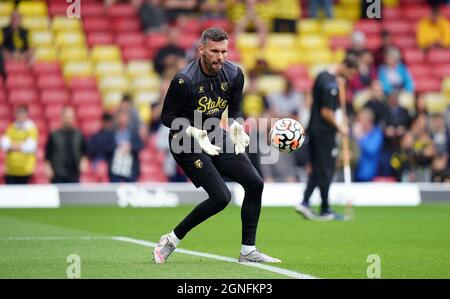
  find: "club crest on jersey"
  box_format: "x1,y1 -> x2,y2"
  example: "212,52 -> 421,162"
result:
198,86 -> 204,93
221,82 -> 228,92
194,159 -> 203,169
179,78 -> 184,84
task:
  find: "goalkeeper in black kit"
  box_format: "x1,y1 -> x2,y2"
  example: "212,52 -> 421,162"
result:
152,27 -> 280,264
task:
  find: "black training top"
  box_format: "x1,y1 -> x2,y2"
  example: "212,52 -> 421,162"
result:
307,70 -> 339,136
161,59 -> 244,133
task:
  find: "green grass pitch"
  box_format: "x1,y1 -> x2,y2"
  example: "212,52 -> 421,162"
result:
0,204 -> 449,279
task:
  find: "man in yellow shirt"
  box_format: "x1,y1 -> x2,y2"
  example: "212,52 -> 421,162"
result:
417,5 -> 450,50
0,106 -> 38,184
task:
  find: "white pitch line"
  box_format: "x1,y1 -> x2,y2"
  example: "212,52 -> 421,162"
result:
113,236 -> 317,279
0,236 -> 112,241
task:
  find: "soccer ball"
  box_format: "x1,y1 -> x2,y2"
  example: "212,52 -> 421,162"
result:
269,118 -> 306,153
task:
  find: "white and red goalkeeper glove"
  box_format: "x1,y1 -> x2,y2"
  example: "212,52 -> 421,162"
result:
186,126 -> 221,156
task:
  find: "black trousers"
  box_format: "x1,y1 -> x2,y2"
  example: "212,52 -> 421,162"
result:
5,175 -> 31,184
302,132 -> 337,212
170,132 -> 264,246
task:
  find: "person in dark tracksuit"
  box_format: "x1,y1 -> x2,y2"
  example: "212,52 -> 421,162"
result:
152,28 -> 281,264
295,57 -> 358,220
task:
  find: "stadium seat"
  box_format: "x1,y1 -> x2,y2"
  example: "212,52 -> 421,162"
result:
69,77 -> 98,90
133,91 -> 160,105
415,78 -> 441,93
130,76 -> 161,93
63,62 -> 93,80
329,36 -> 351,50
112,18 -> 141,32
40,90 -> 70,105
7,76 -> 34,89
0,16 -> 10,28
0,2 -> 14,16
44,103 -> 65,120
34,47 -> 58,62
37,75 -> 65,90
18,1 -> 48,16
29,31 -> 53,47
5,61 -> 30,75
102,91 -> 124,110
403,5 -> 430,20
98,76 -> 129,94
8,89 -> 38,105
80,3 -> 105,17
48,2 -> 67,16
91,45 -> 121,62
365,35 -> 382,50
22,16 -> 50,31
122,47 -> 151,62
283,65 -> 308,81
201,19 -> 232,32
321,19 -> 353,37
297,19 -> 320,35
55,31 -> 86,48
403,48 -> 425,64
177,18 -> 202,35
297,35 -> 328,50
83,18 -> 111,32
86,31 -> 115,47
423,92 -> 447,113
107,4 -> 137,18
127,60 -> 154,77
52,17 -> 82,32
72,90 -> 102,105
0,105 -> 10,119
146,33 -> 169,50
426,49 -> 450,64
435,64 -> 450,80
59,47 -> 90,63
176,34 -> 200,50
76,105 -> 103,120
256,75 -> 286,94
80,120 -> 102,137
442,77 -> 450,94
383,7 -> 402,19
95,62 -> 125,78
383,20 -> 415,35
115,32 -> 145,48
354,20 -> 382,35
33,62 -> 61,76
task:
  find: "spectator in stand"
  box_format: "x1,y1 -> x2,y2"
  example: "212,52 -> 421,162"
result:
138,0 -> 169,33
430,113 -> 448,155
411,93 -> 430,119
373,31 -> 394,67
353,108 -> 384,182
115,94 -> 147,143
153,27 -> 186,75
234,0 -> 269,47
417,4 -> 450,50
379,91 -> 411,176
431,153 -> 450,182
409,114 -> 436,181
390,131 -> 416,181
199,0 -> 227,19
348,49 -> 378,100
105,109 -> 144,183
378,47 -> 414,95
0,106 -> 38,184
1,11 -> 30,61
163,0 -> 199,21
250,58 -> 274,76
363,80 -> 390,127
346,31 -> 367,58
45,107 -> 88,183
87,113 -> 114,164
308,0 -> 333,18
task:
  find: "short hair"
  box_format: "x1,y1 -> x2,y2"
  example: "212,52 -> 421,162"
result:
200,27 -> 228,45
342,54 -> 359,70
16,105 -> 28,113
122,94 -> 132,103
102,112 -> 113,122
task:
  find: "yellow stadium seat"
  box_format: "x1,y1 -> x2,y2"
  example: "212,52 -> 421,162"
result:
308,64 -> 334,79
256,75 -> 286,95
263,48 -> 292,71
18,1 -> 47,16
339,0 -> 359,4
352,90 -> 372,112
22,16 -> 49,31
297,19 -> 321,35
303,50 -> 333,65
442,77 -> 450,94
99,76 -> 129,94
52,17 -> 82,32
95,62 -> 125,78
0,16 -> 10,28
384,0 -> 399,7
333,48 -> 346,63
0,2 -> 14,17
59,47 -> 89,63
29,31 -> 53,47
236,33 -> 259,50
134,91 -> 160,105
334,7 -> 360,21
102,92 -> 124,110
91,45 -> 121,63
55,31 -> 85,48
130,76 -> 161,92
398,91 -> 415,112
63,61 -> 93,80
138,104 -> 151,124
321,19 -> 353,37
423,93 -> 447,113
127,60 -> 154,77
267,34 -> 296,49
297,35 -> 329,50
34,47 -> 57,62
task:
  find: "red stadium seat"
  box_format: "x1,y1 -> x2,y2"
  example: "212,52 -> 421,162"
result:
408,64 -> 433,80
44,103 -> 65,120
72,90 -> 101,105
80,3 -> 105,17
69,77 -> 98,90
86,31 -> 115,47
176,34 -> 200,50
76,105 -> 103,120
8,89 -> 38,105
80,173 -> 99,183
403,5 -> 430,20
5,61 -> 30,75
37,75 -> 66,90
382,8 -> 402,19
435,64 -> 450,79
365,35 -> 382,50
107,4 -> 137,18
33,63 -> 61,76
0,105 -> 10,119
6,75 -> 34,89
284,65 -> 308,81
112,18 -> 141,32
83,18 -> 111,32
116,32 -> 145,47
426,49 -> 450,64
393,35 -> 417,50
0,92 -> 7,103
329,36 -> 351,50
227,49 -> 241,62
178,18 -> 202,35
403,48 -> 425,64
201,19 -> 232,32
48,2 -> 67,16
80,119 -> 102,137
146,33 -> 169,51
383,20 -> 415,35
122,46 -> 150,61
19,104 -> 43,119
415,78 -> 441,93
0,120 -> 9,134
354,20 -> 382,36
293,78 -> 313,93
40,90 -> 70,105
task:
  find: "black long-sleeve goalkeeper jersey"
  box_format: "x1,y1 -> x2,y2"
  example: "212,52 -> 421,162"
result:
161,59 -> 244,133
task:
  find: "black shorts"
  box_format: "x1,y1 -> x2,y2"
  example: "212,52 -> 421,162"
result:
169,130 -> 243,188
308,131 -> 337,183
